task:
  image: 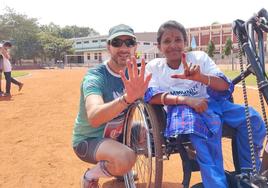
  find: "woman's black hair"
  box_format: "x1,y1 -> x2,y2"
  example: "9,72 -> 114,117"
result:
157,20 -> 187,44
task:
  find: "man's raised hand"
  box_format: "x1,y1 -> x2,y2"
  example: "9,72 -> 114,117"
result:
119,57 -> 152,103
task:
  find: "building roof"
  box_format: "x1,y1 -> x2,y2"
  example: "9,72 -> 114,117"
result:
72,32 -> 157,42
135,32 -> 157,42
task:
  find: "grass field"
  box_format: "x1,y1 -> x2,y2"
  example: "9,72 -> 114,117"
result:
224,70 -> 268,86
1,71 -> 28,78
11,71 -> 28,77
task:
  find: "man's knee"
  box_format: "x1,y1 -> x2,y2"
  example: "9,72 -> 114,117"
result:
110,149 -> 136,175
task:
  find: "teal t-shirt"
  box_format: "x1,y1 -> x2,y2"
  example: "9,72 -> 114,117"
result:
72,63 -> 125,147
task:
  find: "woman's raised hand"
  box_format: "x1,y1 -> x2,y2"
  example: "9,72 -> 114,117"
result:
171,52 -> 202,81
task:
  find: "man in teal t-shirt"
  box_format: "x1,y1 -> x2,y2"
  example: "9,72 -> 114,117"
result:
73,61 -> 126,146
72,24 -> 152,188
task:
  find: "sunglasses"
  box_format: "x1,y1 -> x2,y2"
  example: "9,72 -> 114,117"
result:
110,38 -> 137,48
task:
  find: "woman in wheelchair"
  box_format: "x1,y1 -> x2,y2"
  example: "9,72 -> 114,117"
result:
144,20 -> 266,188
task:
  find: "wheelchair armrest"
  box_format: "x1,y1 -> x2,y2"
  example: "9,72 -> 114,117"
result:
150,104 -> 166,132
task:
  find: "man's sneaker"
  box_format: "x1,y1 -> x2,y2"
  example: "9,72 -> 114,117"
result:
2,93 -> 11,97
116,170 -> 138,182
81,169 -> 99,188
18,83 -> 24,91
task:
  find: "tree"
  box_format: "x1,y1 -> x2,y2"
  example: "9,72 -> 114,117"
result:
0,7 -> 99,64
207,40 -> 215,58
40,23 -> 61,37
187,46 -> 193,52
38,32 -> 74,62
60,25 -> 99,38
211,21 -> 220,25
224,37 -> 234,70
0,7 -> 41,61
223,37 -> 233,57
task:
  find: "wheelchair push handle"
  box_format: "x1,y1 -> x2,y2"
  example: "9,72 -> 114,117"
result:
249,8 -> 268,33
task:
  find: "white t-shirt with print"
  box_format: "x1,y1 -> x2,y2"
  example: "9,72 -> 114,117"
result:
145,51 -> 222,98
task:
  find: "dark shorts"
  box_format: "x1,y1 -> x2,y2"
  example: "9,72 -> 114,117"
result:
73,123 -> 142,164
73,137 -> 109,164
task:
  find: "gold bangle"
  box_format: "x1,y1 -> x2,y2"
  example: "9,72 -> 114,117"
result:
207,75 -> 211,86
175,96 -> 178,105
161,92 -> 168,105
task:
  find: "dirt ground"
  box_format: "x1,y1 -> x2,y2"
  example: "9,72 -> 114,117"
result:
0,68 -> 266,188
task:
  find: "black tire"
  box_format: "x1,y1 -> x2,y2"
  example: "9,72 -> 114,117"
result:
123,101 -> 163,188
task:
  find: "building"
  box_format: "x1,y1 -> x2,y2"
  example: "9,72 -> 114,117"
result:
187,23 -> 268,55
68,32 -> 159,64
70,23 -> 267,64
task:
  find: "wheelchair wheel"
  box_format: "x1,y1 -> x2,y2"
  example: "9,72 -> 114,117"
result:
123,101 -> 163,188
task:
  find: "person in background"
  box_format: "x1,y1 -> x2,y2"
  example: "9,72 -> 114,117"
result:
72,24 -> 151,188
0,52 -> 3,96
0,41 -> 23,97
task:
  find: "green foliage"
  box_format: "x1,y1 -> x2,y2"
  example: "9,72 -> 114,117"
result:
38,32 -> 74,62
40,24 -> 99,39
11,71 -> 28,77
0,7 -> 99,63
60,25 -> 99,39
187,46 -> 193,52
211,21 -> 220,25
207,40 -> 215,57
224,37 -> 233,57
223,70 -> 258,86
40,23 -> 61,37
0,7 -> 41,60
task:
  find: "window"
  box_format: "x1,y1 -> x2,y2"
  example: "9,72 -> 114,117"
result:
94,53 -> 98,60
87,53 -> 90,60
98,53 -> 102,63
144,53 -> 147,59
143,42 -> 150,45
101,39 -> 107,42
76,42 -> 82,44
84,41 -> 89,44
92,40 -> 98,43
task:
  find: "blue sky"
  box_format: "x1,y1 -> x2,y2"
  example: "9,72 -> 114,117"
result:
0,0 -> 267,35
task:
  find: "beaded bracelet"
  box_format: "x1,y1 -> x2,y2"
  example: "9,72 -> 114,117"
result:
122,94 -> 131,105
118,94 -> 131,107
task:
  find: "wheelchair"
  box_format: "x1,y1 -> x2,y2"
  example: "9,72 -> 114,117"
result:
122,8 -> 268,188
122,100 -> 239,188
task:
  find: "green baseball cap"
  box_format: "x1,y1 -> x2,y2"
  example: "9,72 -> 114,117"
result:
107,24 -> 136,41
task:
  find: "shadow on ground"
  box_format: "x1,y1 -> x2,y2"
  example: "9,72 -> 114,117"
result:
102,179 -> 194,188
